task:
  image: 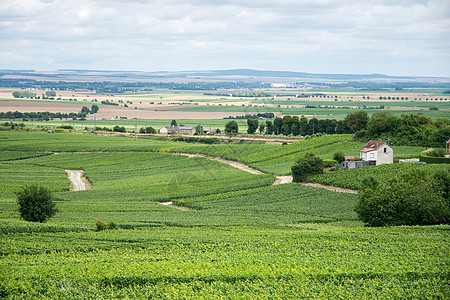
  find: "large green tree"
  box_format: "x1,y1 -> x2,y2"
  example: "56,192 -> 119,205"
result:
344,110 -> 369,133
247,118 -> 259,134
225,121 -> 239,138
291,153 -> 324,182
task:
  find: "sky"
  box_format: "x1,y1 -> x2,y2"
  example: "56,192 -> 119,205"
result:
1,0 -> 449,77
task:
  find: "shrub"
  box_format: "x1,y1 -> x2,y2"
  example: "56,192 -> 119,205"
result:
291,153 -> 324,182
94,219 -> 109,231
355,169 -> 450,227
420,149 -> 450,164
333,151 -> 345,163
94,219 -> 118,231
323,159 -> 338,168
16,185 -> 57,223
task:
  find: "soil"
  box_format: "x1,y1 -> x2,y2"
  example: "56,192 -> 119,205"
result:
301,182 -> 358,194
65,170 -> 90,191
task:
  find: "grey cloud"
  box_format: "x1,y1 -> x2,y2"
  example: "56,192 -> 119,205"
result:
0,0 -> 448,76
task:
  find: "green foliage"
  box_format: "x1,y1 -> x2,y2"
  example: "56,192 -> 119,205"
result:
139,126 -> 156,134
224,120 -> 238,137
355,169 -> 450,226
323,159 -> 338,168
307,163 -> 450,190
171,119 -> 177,126
333,151 -> 345,163
16,185 -> 57,223
94,218 -> 109,231
0,131 -> 449,298
420,149 -> 450,164
344,110 -> 369,133
94,219 -> 117,231
45,91 -> 56,97
364,112 -> 449,147
246,118 -> 259,134
291,153 -> 324,182
91,104 -> 99,113
113,125 -> 126,132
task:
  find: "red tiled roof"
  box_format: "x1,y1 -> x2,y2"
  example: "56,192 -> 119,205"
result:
363,140 -> 385,149
360,148 -> 376,153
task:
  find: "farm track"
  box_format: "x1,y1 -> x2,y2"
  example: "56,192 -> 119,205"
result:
65,170 -> 90,191
162,153 -> 355,210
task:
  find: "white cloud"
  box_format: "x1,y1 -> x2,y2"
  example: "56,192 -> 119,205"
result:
0,0 -> 448,76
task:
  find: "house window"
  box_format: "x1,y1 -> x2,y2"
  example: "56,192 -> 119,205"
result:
384,148 -> 387,153
369,153 -> 374,158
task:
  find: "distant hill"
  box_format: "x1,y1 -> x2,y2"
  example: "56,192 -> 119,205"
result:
1,68 -> 449,83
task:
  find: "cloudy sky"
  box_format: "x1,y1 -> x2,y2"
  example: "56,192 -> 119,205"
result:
1,0 -> 449,76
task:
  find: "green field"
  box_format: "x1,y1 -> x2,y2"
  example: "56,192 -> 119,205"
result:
0,131 -> 448,298
161,105 -> 450,119
18,118 -> 251,133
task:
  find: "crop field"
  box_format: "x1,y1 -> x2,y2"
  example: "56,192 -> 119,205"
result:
161,104 -> 449,119
0,131 -> 448,298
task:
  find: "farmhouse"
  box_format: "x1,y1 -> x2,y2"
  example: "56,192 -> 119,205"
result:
159,126 -> 196,135
360,140 -> 394,165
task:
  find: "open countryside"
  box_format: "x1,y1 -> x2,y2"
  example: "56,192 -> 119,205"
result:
0,70 -> 449,299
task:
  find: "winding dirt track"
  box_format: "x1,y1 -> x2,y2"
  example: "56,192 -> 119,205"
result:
65,170 -> 89,191
161,153 -> 356,211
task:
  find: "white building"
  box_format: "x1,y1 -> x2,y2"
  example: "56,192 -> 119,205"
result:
360,140 -> 394,165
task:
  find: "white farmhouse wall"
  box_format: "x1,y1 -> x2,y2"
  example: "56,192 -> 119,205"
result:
160,127 -> 169,134
376,145 -> 393,165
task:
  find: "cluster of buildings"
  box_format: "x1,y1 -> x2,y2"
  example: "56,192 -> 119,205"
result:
159,126 -> 216,135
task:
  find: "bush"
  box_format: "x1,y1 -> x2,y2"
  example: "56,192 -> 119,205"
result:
420,149 -> 450,164
16,185 -> 57,223
291,153 -> 324,182
94,219 -> 118,231
323,159 -> 338,168
355,169 -> 450,227
333,151 -> 345,163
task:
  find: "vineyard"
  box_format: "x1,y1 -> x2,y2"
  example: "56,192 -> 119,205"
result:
0,131 -> 448,298
307,163 -> 450,190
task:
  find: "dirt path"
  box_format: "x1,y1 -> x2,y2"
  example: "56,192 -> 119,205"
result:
161,153 -> 357,210
65,170 -> 90,191
178,153 -> 265,175
159,201 -> 191,211
301,182 -> 358,194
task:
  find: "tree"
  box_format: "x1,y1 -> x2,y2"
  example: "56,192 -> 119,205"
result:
45,91 -> 56,97
273,117 -> 283,135
139,126 -> 156,134
265,121 -> 274,135
355,169 -> 449,227
90,104 -> 99,114
225,121 -> 239,138
80,106 -> 90,115
291,153 -> 324,182
333,151 -> 345,163
113,125 -> 126,132
344,110 -> 369,133
259,123 -> 266,134
16,185 -> 57,222
171,120 -> 177,126
247,118 -> 259,134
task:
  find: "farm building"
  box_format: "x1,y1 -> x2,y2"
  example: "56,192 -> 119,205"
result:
159,126 -> 196,134
360,140 -> 394,165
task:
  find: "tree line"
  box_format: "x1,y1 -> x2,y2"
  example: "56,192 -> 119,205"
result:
0,105 -> 99,121
242,110 -> 449,148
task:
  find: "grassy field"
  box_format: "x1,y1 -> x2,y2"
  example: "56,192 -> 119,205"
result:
161,105 -> 450,119
0,131 -> 448,298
